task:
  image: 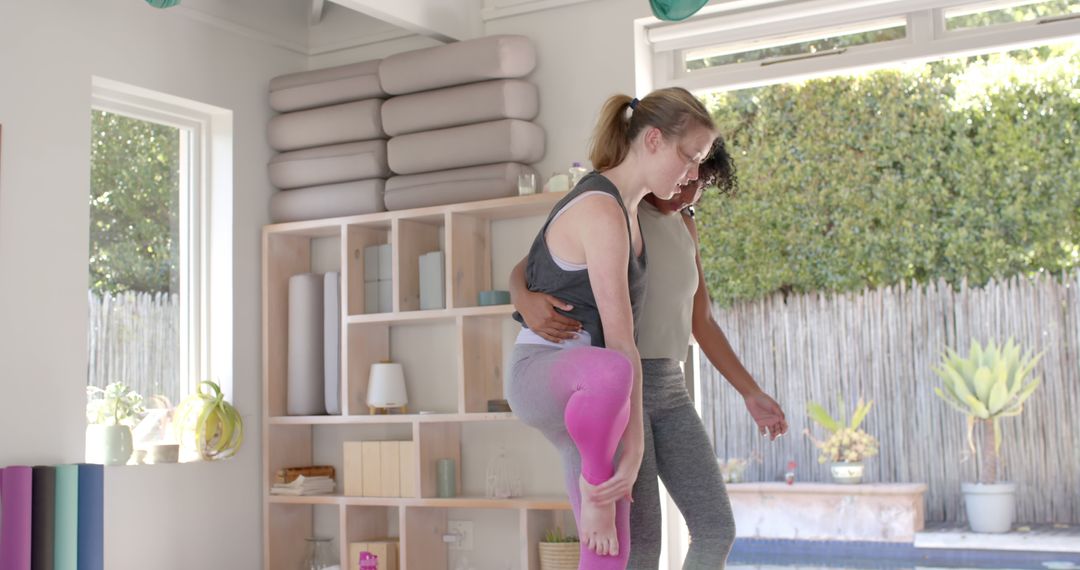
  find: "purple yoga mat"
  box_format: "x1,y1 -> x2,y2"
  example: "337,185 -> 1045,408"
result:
1,465 -> 34,570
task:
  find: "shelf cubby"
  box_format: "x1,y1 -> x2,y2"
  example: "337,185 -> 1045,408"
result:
267,503 -> 341,570
417,422 -> 462,499
402,506 -> 449,569
341,505 -> 399,568
446,212 -> 492,309
394,214 -> 445,313
344,220 -> 392,317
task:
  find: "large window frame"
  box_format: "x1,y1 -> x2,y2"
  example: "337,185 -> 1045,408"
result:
89,77 -> 235,402
637,0 -> 1080,94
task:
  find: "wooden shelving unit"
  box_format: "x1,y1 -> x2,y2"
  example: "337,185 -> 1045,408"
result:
262,193 -> 573,570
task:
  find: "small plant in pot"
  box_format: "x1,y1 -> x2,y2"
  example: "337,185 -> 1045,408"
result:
805,397 -> 879,484
538,527 -> 579,570
173,380 -> 244,461
85,382 -> 146,465
933,338 -> 1041,533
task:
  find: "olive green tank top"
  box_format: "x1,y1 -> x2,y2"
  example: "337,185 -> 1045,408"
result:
637,201 -> 698,361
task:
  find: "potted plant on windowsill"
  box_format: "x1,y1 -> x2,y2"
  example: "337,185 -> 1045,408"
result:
538,527 -> 579,570
805,397 -> 879,484
933,338 -> 1041,533
173,380 -> 244,461
85,382 -> 146,466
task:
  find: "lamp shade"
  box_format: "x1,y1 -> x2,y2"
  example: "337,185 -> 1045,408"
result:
367,362 -> 408,408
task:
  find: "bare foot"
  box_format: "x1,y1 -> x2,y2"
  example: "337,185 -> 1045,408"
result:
578,474 -> 618,556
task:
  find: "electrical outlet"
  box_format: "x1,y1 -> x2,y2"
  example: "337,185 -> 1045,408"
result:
447,520 -> 474,551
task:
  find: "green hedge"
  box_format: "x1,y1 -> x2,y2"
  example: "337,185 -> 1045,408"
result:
697,44 -> 1080,305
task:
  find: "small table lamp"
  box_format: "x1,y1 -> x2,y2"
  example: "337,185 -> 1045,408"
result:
367,362 -> 408,414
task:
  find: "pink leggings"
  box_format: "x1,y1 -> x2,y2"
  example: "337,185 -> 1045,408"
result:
507,344 -> 634,569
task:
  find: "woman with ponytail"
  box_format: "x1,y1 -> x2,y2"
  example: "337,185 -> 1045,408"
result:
506,87 -> 716,568
513,137 -> 789,569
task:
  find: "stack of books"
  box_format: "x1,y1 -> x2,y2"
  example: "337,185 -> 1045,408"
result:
270,475 -> 336,496
270,465 -> 336,496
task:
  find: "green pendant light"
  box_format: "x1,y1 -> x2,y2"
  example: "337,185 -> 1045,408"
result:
650,0 -> 708,21
146,0 -> 180,8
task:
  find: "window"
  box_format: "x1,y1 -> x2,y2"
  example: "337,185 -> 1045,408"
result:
640,0 -> 1080,93
87,78 -> 233,463
684,17 -> 907,71
945,0 -> 1080,31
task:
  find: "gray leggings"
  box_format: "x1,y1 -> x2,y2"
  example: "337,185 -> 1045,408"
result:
627,358 -> 736,570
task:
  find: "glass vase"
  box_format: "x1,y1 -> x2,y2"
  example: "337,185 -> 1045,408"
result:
485,446 -> 523,499
301,537 -> 336,570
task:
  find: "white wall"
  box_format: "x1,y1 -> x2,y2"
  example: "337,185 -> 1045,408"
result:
484,0 -> 654,181
0,1 -> 305,568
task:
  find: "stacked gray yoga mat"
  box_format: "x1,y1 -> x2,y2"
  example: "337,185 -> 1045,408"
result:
266,36 -> 545,222
268,60 -> 389,223
287,272 -> 342,415
380,35 -> 544,211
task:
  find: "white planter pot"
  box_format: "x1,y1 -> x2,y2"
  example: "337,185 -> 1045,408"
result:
830,461 -> 864,484
962,482 -> 1016,533
85,424 -> 133,466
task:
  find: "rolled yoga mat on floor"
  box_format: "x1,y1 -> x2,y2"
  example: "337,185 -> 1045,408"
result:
378,34 -> 536,96
269,59 -> 385,113
0,466 -> 33,570
270,179 -> 385,223
324,272 -> 341,415
53,465 -> 79,570
268,99 -> 384,152
288,273 -> 325,415
268,140 -> 389,190
381,79 -> 539,137
387,119 -> 544,175
384,163 -> 535,211
32,466 -> 57,570
76,464 -> 104,570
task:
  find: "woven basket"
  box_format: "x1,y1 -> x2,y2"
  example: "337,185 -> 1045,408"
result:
538,541 -> 580,570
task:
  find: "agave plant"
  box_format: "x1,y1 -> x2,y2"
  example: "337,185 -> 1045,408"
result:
932,338 -> 1041,484
173,380 -> 244,461
805,397 -> 879,464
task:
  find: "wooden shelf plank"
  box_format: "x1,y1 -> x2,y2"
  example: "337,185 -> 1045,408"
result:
346,304 -> 514,325
268,494 -> 571,510
268,412 -> 518,425
264,193 -> 561,237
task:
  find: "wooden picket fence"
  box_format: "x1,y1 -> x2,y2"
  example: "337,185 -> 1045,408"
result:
86,291 -> 182,406
699,271 -> 1080,524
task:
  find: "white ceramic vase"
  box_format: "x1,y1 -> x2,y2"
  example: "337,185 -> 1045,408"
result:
85,424 -> 133,466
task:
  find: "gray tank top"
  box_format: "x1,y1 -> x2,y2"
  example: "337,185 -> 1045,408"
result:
512,171 -> 648,347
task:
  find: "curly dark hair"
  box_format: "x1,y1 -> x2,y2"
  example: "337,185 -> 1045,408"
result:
695,136 -> 738,196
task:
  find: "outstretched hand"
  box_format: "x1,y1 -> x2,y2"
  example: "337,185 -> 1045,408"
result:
744,391 -> 788,441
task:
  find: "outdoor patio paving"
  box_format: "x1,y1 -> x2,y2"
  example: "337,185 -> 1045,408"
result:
916,522 -> 1080,553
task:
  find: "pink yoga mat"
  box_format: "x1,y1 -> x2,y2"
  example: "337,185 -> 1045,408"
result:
1,465 -> 34,570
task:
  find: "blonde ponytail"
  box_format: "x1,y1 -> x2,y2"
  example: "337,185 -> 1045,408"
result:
588,87 -> 714,171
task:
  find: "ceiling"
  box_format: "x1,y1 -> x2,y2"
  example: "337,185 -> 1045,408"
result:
172,0 -> 486,55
